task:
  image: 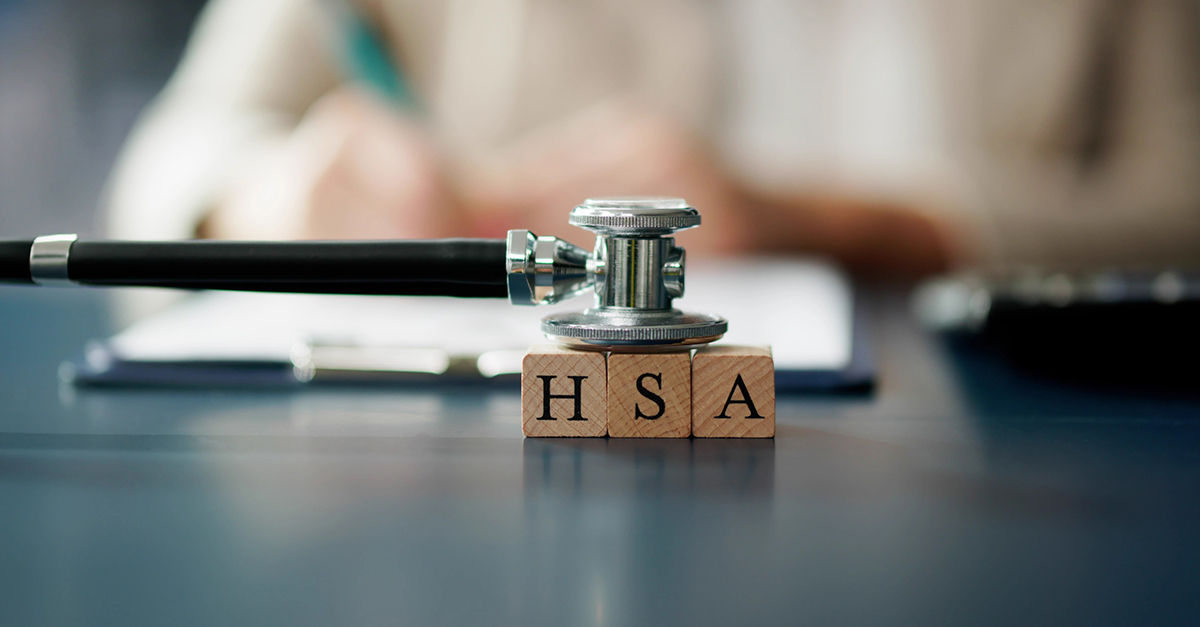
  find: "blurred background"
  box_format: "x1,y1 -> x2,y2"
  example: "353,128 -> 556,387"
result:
2,0 -> 1198,277
0,0 -> 204,238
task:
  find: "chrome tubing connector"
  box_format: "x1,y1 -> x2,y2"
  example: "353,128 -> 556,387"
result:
29,234 -> 77,287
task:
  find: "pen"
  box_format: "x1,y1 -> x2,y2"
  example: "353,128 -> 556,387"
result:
325,0 -> 418,110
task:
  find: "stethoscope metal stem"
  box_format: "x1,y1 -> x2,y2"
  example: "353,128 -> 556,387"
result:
600,236 -> 674,309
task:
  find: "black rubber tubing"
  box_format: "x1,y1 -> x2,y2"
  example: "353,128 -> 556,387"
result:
0,238 -> 509,298
0,240 -> 32,283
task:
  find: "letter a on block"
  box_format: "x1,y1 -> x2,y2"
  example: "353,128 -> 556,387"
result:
522,344 -> 607,437
692,345 -> 775,438
607,351 -> 691,438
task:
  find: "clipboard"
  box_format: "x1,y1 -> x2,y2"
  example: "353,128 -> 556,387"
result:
63,259 -> 874,393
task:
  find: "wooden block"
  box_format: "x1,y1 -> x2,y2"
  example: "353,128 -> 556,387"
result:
691,345 -> 775,438
607,351 -> 691,438
522,344 -> 608,437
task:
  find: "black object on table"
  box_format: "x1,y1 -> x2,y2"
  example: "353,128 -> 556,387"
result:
915,269 -> 1200,391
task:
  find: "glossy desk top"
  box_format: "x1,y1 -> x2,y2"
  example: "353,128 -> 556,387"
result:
2,288 -> 1199,626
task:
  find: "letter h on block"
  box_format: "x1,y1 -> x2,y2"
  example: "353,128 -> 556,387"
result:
522,344 -> 607,437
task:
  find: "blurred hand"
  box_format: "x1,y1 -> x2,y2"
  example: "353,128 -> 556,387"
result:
206,87 -> 463,240
460,102 -> 759,255
205,93 -> 946,276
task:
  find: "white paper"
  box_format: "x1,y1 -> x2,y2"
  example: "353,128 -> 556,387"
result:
105,259 -> 852,376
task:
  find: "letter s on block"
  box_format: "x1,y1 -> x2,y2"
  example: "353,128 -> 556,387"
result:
634,373 -> 666,420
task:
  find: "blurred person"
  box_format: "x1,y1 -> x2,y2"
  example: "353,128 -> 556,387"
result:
105,0 -> 1200,278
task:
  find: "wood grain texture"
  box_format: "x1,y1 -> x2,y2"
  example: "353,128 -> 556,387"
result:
607,351 -> 691,438
691,345 -> 775,438
522,344 -> 607,437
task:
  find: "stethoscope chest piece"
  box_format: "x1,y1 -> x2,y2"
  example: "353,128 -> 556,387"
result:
507,197 -> 727,350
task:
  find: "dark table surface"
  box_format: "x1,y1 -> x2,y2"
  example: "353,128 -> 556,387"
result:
2,286 -> 1199,627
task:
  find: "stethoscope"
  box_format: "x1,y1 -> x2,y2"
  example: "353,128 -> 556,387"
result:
1,197 -> 727,350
